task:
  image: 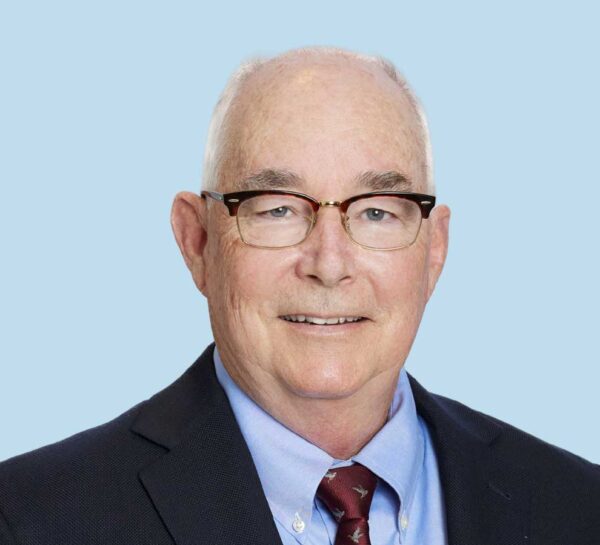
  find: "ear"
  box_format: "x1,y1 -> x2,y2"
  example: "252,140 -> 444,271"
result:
170,191 -> 209,294
425,204 -> 450,302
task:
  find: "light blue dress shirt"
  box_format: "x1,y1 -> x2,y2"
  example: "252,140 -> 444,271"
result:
213,346 -> 448,545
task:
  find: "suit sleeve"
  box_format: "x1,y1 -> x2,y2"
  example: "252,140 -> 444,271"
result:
0,506 -> 17,545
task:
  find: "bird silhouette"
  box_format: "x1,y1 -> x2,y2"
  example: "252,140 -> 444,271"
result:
325,471 -> 337,481
332,507 -> 345,522
348,527 -> 363,543
352,484 -> 369,499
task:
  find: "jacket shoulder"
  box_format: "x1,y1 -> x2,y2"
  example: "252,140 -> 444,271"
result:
0,400 -> 166,542
428,389 -> 600,488
0,401 -> 147,473
0,345 -> 219,543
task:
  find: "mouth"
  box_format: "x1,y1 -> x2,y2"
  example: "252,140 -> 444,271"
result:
279,314 -> 368,326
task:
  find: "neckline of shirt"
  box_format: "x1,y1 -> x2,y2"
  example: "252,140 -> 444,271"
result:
212,345 -> 425,542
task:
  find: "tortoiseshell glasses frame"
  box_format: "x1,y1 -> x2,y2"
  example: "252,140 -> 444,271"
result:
201,189 -> 436,250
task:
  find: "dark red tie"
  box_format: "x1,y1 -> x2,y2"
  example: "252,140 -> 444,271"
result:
316,463 -> 378,545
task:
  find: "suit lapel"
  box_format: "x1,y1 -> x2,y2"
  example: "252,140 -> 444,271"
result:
131,343 -> 283,545
409,374 -> 531,545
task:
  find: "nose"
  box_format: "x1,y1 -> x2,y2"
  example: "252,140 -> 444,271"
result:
295,205 -> 356,287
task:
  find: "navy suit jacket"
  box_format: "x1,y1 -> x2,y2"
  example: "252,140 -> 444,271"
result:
1,342 -> 599,544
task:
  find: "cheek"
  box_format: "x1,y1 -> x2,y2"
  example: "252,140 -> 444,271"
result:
208,237 -> 289,324
227,254 -> 274,302
205,230 -> 244,323
371,247 -> 429,319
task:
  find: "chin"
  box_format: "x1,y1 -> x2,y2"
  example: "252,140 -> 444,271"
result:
280,362 -> 369,400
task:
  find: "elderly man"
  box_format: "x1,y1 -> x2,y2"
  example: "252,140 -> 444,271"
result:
0,47 -> 598,545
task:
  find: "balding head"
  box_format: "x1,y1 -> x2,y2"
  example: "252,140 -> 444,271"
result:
202,46 -> 434,194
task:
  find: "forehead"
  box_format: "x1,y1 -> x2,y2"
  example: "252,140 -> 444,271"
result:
234,169 -> 412,195
221,56 -> 425,194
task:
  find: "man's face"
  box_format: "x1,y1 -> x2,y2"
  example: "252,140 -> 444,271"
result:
175,58 -> 449,409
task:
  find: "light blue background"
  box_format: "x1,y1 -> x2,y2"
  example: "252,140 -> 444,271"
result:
1,1 -> 598,463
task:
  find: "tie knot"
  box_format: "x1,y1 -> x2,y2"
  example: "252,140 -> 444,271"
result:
316,463 -> 378,524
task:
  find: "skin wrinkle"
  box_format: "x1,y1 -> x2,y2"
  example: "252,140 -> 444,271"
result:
171,50 -> 450,459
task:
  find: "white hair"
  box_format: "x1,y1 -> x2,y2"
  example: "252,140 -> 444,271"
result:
201,46 -> 434,194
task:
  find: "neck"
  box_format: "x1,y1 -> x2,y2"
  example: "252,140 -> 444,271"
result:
225,361 -> 400,460
283,387 -> 396,459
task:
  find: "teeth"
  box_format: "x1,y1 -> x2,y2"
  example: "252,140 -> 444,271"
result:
310,317 -> 327,325
282,315 -> 364,325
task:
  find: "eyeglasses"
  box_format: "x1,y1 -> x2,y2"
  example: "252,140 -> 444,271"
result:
201,189 -> 436,250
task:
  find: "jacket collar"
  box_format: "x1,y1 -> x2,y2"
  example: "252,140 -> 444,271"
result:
409,375 -> 531,544
131,343 -> 284,545
131,343 -> 530,545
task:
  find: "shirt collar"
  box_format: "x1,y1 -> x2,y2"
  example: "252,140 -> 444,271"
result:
213,345 -> 424,542
353,365 -> 425,520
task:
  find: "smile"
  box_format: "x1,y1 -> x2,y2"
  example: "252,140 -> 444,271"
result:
280,315 -> 366,325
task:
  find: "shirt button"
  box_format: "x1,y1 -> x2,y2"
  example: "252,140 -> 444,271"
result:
400,514 -> 409,530
293,513 -> 305,533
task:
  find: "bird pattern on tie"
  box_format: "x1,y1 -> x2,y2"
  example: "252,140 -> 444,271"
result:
316,463 -> 378,545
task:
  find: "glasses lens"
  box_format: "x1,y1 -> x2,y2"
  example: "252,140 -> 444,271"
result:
346,195 -> 422,249
237,194 -> 314,247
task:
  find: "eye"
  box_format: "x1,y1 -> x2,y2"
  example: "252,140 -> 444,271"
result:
364,208 -> 390,221
265,206 -> 291,218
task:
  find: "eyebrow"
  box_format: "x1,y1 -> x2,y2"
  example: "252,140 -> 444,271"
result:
234,169 -> 303,191
354,170 -> 412,191
234,169 -> 413,192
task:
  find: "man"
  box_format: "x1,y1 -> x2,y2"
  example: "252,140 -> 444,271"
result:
0,46 -> 598,545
